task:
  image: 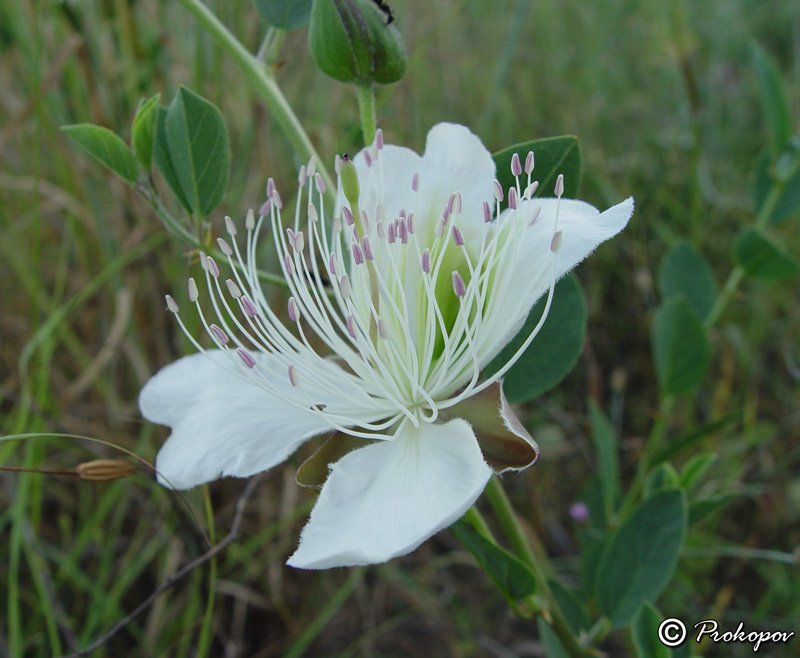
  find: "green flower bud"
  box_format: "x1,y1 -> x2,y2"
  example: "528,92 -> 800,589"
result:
309,0 -> 408,85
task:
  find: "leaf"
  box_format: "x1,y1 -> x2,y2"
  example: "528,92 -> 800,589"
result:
493,136 -> 581,205
61,124 -> 138,185
131,94 -> 160,171
549,579 -> 590,634
679,453 -> 716,493
689,491 -> 740,526
645,465 -> 680,496
751,42 -> 791,157
486,273 -> 587,403
253,0 -> 313,30
164,86 -> 230,216
632,603 -> 673,658
450,519 -> 537,601
753,144 -> 800,225
594,489 -> 686,627
589,401 -> 620,518
537,618 -> 571,658
735,228 -> 800,280
154,106 -> 193,213
652,297 -> 710,396
657,241 -> 717,320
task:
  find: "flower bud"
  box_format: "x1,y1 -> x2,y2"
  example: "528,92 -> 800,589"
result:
75,459 -> 138,482
309,0 -> 408,85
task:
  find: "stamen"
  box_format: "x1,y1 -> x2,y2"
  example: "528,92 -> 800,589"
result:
224,215 -> 237,236
493,179 -> 504,202
387,222 -> 396,243
483,200 -> 492,223
421,249 -> 431,273
266,178 -> 275,198
346,315 -> 357,338
226,279 -> 242,298
314,172 -> 326,195
307,156 -> 316,180
188,278 -> 199,302
511,153 -> 522,177
284,254 -> 295,277
334,154 -> 341,174
529,205 -> 542,226
555,173 -> 564,198
288,297 -> 300,322
241,296 -> 258,318
340,274 -> 353,298
508,187 -> 518,210
550,230 -> 563,252
288,364 -> 298,386
412,172 -> 419,191
217,238 -> 233,256
209,323 -> 229,345
352,240 -> 365,265
452,271 -> 466,297
452,224 -> 464,246
165,295 -> 179,314
362,235 -> 374,261
246,209 -> 256,229
524,181 -> 539,199
258,200 -> 270,217
525,151 -> 534,175
342,206 -> 354,226
376,220 -> 386,239
328,252 -> 337,275
375,128 -> 384,149
377,317 -> 390,339
236,348 -> 256,369
307,203 -> 319,223
298,164 -> 307,187
272,190 -> 283,210
398,218 -> 407,243
364,150 -> 372,167
451,192 -> 462,214
406,213 -> 415,234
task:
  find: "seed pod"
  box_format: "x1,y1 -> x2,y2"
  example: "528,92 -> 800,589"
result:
75,459 -> 138,482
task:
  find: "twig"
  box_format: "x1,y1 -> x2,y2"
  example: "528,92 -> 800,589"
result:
59,476 -> 264,658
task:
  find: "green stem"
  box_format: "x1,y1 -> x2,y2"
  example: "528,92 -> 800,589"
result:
356,84 -> 377,146
485,478 -> 587,657
175,0 -> 335,206
196,485 -> 217,658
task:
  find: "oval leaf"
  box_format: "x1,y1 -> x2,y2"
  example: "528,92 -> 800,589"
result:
131,94 -> 160,171
652,297 -> 710,396
154,106 -> 193,213
164,86 -> 230,216
450,519 -> 537,601
594,489 -> 687,627
486,273 -> 587,403
254,0 -> 313,30
735,227 -> 800,280
61,124 -> 138,185
657,241 -> 717,320
632,603 -> 673,658
493,136 -> 581,207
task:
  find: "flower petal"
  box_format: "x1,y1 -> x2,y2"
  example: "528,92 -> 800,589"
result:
443,382 -> 538,473
140,351 -> 376,490
287,418 -> 492,569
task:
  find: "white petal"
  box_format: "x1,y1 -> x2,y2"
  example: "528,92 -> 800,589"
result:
140,351 -> 373,490
287,418 -> 492,569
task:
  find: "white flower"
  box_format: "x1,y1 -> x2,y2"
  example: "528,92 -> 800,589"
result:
140,123 -> 633,569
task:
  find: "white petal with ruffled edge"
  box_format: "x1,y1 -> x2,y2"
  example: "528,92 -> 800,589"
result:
287,418 -> 492,569
140,351 -> 390,490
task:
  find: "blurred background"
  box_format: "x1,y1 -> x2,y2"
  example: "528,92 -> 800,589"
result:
1,0 -> 798,656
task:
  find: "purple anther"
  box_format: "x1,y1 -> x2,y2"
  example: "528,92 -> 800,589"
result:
339,274 -> 352,298
529,205 -> 542,226
241,296 -> 258,318
352,240 -> 364,265
346,314 -> 357,338
342,206 -> 354,226
376,220 -> 386,239
447,192 -> 457,215
569,502 -> 590,523
511,153 -> 522,177
288,364 -> 298,386
452,271 -> 467,298
188,278 -> 199,302
266,178 -> 275,198
286,228 -> 297,250
375,128 -> 384,150
288,297 -> 300,322
493,179 -> 504,202
246,208 -> 256,229
210,323 -> 229,345
483,200 -> 492,223
412,172 -> 419,191
452,224 -> 465,247
525,151 -> 534,175
315,172 -> 326,195
298,164 -> 307,187
328,252 -> 337,276
224,215 -> 237,236
361,209 -> 370,230
226,279 -> 242,298
398,218 -> 408,244
452,191 -> 462,214
377,317 -> 390,339
272,190 -> 283,210
550,231 -> 563,253
435,217 -> 446,238
307,203 -> 319,223
206,257 -> 220,278
525,181 -> 539,199
362,235 -> 374,261
554,173 -> 564,198
236,348 -> 257,369
387,222 -> 396,244
258,200 -> 271,217
284,254 -> 295,277
421,249 -> 431,274
406,213 -> 415,234
165,294 -> 179,314
217,237 -> 233,256
364,150 -> 372,168
307,156 -> 316,179
508,187 -> 518,210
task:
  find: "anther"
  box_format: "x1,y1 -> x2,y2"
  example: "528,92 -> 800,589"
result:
266,178 -> 275,198
217,238 -> 233,256
284,254 -> 295,277
288,364 -> 298,386
209,324 -> 229,345
346,315 -> 357,338
483,200 -> 492,223
412,172 -> 419,192
524,181 -> 539,199
493,179 -> 504,202
226,279 -> 242,298
306,156 -> 316,180
307,203 -> 319,223
246,208 -> 256,229
550,231 -> 563,253
352,240 -> 364,265
236,348 -> 256,369
206,257 -> 220,278
377,317 -> 390,340
435,217 -> 446,238
398,218 -> 408,244
529,206 -> 542,226
555,173 -> 564,198
165,295 -> 179,314
241,296 -> 258,318
376,220 -> 386,239
362,235 -> 374,261
361,209 -> 369,230
294,231 -> 305,253
286,228 -> 297,250
451,191 -> 462,214
452,224 -> 465,246
421,249 -> 431,273
342,206 -> 354,226
525,151 -> 534,175
339,274 -> 353,298
387,222 -> 396,244
375,128 -> 384,150
259,199 -> 271,216
452,271 -> 467,297
188,278 -> 199,302
272,190 -> 283,210
314,172 -> 326,195
511,153 -> 522,177
406,213 -> 415,234
334,154 -> 342,175
224,215 -> 237,236
364,150 -> 372,168
508,187 -> 518,210
288,297 -> 300,322
298,164 -> 307,187
328,252 -> 337,276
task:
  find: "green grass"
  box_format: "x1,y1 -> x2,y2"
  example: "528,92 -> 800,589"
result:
1,0 -> 799,656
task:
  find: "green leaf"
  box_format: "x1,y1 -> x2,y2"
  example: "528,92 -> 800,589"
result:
679,453 -> 716,493
632,604 -> 673,658
689,491 -> 740,525
154,106 -> 193,213
751,42 -> 791,156
254,0 -> 313,29
131,94 -> 160,171
652,297 -> 710,396
753,144 -> 800,225
450,519 -> 537,601
537,618 -> 571,658
486,273 -> 587,403
164,86 -> 230,216
589,401 -> 620,518
493,136 -> 581,206
549,579 -> 590,634
61,124 -> 138,185
594,489 -> 686,627
657,241 -> 717,320
735,228 -> 800,280
645,465 -> 680,496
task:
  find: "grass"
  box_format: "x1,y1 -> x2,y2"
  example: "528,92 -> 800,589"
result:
1,0 -> 799,656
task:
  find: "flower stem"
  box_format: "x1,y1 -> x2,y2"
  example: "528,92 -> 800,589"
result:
356,83 -> 377,146
175,0 -> 335,206
485,477 -> 587,657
